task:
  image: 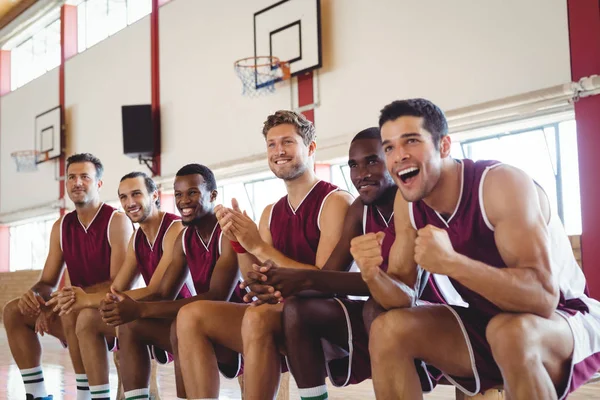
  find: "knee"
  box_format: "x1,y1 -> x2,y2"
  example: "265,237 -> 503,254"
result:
282,297 -> 312,333
241,306 -> 273,343
2,298 -> 23,327
117,320 -> 142,342
486,314 -> 539,367
369,310 -> 419,360
74,308 -> 99,338
362,298 -> 385,335
176,302 -> 205,336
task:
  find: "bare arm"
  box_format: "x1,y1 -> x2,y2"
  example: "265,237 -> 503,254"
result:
33,218 -> 66,301
108,212 -> 134,280
445,166 -> 558,318
235,191 -> 354,270
136,233 -> 241,320
354,191 -> 418,310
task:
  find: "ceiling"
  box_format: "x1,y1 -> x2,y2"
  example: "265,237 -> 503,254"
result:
0,0 -> 36,30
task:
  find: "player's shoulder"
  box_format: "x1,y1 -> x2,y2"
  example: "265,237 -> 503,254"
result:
324,188 -> 354,207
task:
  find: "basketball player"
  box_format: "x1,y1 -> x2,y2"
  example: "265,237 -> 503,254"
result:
96,164 -> 243,400
239,127 -> 397,398
175,110 -> 354,399
350,98 -> 600,399
47,171 -> 187,400
2,153 -> 132,400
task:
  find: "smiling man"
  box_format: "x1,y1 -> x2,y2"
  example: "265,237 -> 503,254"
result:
3,153 -> 133,400
350,98 -> 600,400
48,171 -> 189,400
175,110 -> 354,399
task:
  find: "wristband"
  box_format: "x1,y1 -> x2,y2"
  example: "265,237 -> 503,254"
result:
230,240 -> 247,254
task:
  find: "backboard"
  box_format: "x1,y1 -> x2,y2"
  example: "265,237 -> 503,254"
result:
254,0 -> 322,77
35,106 -> 62,164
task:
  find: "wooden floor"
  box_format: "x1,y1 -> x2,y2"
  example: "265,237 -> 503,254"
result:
1,325 -> 599,399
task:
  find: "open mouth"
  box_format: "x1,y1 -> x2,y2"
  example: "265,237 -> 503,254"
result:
358,182 -> 378,191
274,159 -> 291,165
397,167 -> 420,184
180,207 -> 195,217
128,207 -> 141,214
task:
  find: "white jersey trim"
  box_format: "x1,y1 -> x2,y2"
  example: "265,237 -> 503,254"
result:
132,228 -> 140,253
146,212 -> 167,251
78,202 -> 105,233
218,230 -> 223,256
288,180 -> 321,215
317,188 -> 340,231
59,215 -> 66,252
408,202 -> 417,230
106,209 -> 118,248
181,227 -> 189,256
362,205 -> 368,234
161,218 -> 179,252
478,164 -> 502,232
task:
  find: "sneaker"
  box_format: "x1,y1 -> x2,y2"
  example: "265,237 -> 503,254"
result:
26,395 -> 53,400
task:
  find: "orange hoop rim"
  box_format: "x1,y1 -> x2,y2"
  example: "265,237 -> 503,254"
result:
234,55 -> 288,69
11,150 -> 39,157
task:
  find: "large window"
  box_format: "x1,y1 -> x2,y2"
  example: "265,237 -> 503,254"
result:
11,20 -> 61,90
456,120 -> 581,234
9,216 -> 57,271
77,0 -> 152,52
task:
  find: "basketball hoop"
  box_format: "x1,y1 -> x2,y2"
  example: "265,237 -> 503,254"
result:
11,150 -> 49,172
234,56 -> 291,97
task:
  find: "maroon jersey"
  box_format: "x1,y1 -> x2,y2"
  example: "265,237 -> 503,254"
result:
269,180 -> 339,265
133,212 -> 192,299
363,204 -> 395,272
410,159 -> 504,316
61,203 -> 118,288
182,223 -> 243,302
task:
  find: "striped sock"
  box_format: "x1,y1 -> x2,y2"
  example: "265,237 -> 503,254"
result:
20,366 -> 47,398
75,374 -> 90,400
89,383 -> 110,399
124,388 -> 149,399
298,384 -> 328,400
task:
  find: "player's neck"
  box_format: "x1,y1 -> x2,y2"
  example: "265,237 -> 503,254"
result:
139,209 -> 163,244
423,158 -> 462,216
75,199 -> 103,227
193,212 -> 218,242
284,169 -> 320,210
373,185 -> 396,221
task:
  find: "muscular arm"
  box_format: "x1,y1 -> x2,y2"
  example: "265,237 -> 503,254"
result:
108,212 -> 134,280
249,191 -> 354,269
362,191 -> 418,310
137,235 -> 240,319
446,166 -> 558,318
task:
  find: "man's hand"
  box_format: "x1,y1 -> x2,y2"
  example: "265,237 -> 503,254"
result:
414,225 -> 458,275
219,198 -> 264,253
246,261 -> 309,301
215,204 -> 238,242
34,307 -> 56,336
46,286 -> 87,316
99,287 -> 141,326
18,290 -> 45,317
239,260 -> 281,306
350,232 -> 385,282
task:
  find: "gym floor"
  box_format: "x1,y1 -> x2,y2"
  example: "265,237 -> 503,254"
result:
1,325 -> 599,399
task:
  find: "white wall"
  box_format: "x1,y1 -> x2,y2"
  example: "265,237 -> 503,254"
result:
65,16 -> 151,205
0,68 -> 60,214
314,0 -> 571,151
159,0 -> 293,178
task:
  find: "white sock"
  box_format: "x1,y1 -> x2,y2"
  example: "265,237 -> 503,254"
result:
125,388 -> 150,399
90,383 -> 111,399
76,373 -> 90,400
20,366 -> 47,398
299,384 -> 328,400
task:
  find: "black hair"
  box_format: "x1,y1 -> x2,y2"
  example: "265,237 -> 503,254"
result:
120,171 -> 160,208
351,127 -> 381,143
175,164 -> 217,191
379,98 -> 448,148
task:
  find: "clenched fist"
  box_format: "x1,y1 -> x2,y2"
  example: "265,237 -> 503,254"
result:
350,232 -> 385,282
414,225 -> 457,275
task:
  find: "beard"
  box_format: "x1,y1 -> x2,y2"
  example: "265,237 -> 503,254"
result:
272,160 -> 307,181
131,204 -> 152,224
182,216 -> 203,227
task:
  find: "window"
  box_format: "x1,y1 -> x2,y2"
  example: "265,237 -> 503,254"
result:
457,121 -> 581,234
11,20 -> 61,90
331,164 -> 358,197
77,0 -> 152,52
9,216 -> 57,271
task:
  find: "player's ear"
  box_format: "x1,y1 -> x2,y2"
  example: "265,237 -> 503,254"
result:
97,179 -> 104,190
308,140 -> 317,157
209,189 -> 218,202
439,135 -> 452,159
